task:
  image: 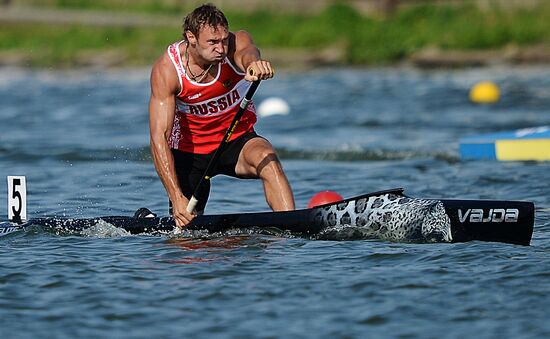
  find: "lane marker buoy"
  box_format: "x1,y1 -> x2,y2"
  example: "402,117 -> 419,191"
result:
307,190 -> 343,208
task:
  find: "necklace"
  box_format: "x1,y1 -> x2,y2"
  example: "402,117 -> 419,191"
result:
184,43 -> 213,83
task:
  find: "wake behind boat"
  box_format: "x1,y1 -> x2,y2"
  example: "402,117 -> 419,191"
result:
3,178 -> 534,245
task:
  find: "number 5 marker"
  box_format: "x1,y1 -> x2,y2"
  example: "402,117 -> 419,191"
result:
8,176 -> 27,223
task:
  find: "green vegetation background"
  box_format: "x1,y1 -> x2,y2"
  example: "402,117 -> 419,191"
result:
1,1 -> 550,67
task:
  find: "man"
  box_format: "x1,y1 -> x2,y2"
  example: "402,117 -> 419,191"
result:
149,4 -> 295,228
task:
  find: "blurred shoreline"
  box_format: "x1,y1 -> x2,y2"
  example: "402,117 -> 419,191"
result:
1,4 -> 550,70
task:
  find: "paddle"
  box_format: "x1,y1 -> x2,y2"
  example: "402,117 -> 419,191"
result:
186,79 -> 261,213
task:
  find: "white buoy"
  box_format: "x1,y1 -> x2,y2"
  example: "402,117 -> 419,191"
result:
257,97 -> 290,117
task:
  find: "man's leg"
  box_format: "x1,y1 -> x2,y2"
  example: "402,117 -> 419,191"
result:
235,137 -> 295,211
172,149 -> 211,214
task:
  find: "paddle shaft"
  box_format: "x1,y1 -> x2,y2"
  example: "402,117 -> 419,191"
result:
186,80 -> 261,213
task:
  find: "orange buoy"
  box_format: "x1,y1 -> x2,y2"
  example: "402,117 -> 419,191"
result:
307,191 -> 344,208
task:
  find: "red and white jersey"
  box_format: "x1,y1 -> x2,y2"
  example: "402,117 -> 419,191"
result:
167,40 -> 257,154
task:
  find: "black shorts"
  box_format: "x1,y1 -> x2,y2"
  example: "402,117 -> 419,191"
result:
171,131 -> 262,213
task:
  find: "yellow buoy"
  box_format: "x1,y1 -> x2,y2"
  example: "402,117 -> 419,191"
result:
469,81 -> 500,104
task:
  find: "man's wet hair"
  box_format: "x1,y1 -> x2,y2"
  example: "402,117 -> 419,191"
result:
183,3 -> 229,41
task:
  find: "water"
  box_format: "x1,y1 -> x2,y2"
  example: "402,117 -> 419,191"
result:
0,66 -> 549,338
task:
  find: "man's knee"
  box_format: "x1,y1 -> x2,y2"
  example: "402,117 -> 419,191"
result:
237,138 -> 281,177
256,152 -> 282,177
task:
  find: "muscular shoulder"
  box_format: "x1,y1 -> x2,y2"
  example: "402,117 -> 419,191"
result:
228,31 -> 254,53
228,30 -> 257,70
150,51 -> 180,96
234,30 -> 254,50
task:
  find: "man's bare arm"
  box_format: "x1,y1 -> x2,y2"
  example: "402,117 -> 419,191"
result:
233,30 -> 274,81
149,54 -> 195,227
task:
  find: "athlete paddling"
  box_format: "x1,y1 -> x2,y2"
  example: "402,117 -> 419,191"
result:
149,4 -> 295,228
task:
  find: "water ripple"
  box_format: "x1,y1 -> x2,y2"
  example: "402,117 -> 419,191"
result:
1,67 -> 549,338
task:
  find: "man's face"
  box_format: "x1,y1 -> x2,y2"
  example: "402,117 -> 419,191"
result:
188,24 -> 229,63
